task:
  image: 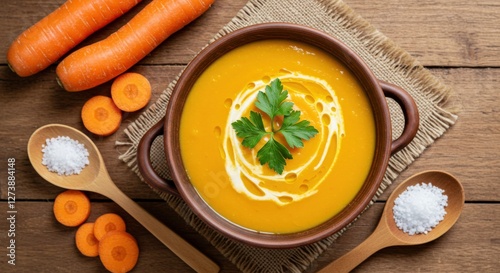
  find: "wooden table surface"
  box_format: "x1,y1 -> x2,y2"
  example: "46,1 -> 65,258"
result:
1,0 -> 499,272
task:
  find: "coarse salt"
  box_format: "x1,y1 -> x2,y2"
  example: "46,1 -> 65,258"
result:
392,182 -> 448,235
42,136 -> 89,176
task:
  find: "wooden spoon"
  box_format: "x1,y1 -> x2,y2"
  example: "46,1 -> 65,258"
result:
27,124 -> 219,273
318,170 -> 465,273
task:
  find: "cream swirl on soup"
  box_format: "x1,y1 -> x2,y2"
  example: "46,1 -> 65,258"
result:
223,73 -> 345,205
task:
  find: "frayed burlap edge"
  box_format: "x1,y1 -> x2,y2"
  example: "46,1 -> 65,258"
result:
116,0 -> 457,272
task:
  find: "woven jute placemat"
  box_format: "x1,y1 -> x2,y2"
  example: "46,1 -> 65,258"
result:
117,0 -> 457,272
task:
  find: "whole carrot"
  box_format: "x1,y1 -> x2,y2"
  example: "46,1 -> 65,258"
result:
7,0 -> 142,77
56,0 -> 215,92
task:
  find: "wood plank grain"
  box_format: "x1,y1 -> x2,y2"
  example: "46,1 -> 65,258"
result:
313,203 -> 500,273
0,0 -> 498,272
0,0 -> 248,66
3,0 -> 500,67
0,64 -> 183,200
344,0 -> 500,67
0,201 -> 239,272
378,68 -> 500,202
0,201 -> 497,272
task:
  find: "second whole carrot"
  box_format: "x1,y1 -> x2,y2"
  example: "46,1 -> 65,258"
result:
56,0 -> 215,92
7,0 -> 142,77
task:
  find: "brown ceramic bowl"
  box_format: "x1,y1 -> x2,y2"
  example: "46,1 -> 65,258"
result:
137,23 -> 419,248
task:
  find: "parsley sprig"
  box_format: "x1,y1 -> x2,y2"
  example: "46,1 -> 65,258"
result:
231,78 -> 319,174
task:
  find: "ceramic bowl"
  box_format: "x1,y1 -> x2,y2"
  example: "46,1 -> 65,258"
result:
137,23 -> 419,248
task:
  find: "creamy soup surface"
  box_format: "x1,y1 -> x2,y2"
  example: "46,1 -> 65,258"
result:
180,39 -> 375,234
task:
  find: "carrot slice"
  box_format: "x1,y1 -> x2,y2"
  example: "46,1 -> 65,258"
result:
99,231 -> 139,273
81,95 -> 122,136
93,213 -> 127,241
7,0 -> 142,77
75,222 -> 99,257
56,0 -> 215,91
53,190 -> 91,227
111,72 -> 151,112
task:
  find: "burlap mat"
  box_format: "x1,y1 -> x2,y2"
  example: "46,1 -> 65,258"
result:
117,0 -> 457,272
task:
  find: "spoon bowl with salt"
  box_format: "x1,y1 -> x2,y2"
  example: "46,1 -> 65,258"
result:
318,170 -> 465,273
27,124 -> 219,273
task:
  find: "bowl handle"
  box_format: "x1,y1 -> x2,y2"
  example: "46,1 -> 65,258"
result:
380,81 -> 420,154
137,117 -> 179,195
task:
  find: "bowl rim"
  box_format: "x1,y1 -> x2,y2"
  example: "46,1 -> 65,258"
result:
164,22 -> 391,248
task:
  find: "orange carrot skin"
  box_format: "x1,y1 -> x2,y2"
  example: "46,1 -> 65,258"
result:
56,0 -> 215,92
7,0 -> 142,77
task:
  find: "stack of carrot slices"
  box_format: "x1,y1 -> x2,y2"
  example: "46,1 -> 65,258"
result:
54,190 -> 139,273
81,72 -> 152,136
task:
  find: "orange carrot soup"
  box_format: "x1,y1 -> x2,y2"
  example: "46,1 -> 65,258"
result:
179,39 -> 376,234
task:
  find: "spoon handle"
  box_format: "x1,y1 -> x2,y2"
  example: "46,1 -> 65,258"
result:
100,182 -> 220,273
317,223 -> 396,273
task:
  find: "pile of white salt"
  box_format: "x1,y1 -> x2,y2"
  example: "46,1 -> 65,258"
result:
393,182 -> 448,235
42,136 -> 89,176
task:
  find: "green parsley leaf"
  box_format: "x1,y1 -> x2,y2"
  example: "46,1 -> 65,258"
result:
255,79 -> 294,128
257,137 -> 292,175
231,78 -> 319,174
231,111 -> 266,148
280,110 -> 319,148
